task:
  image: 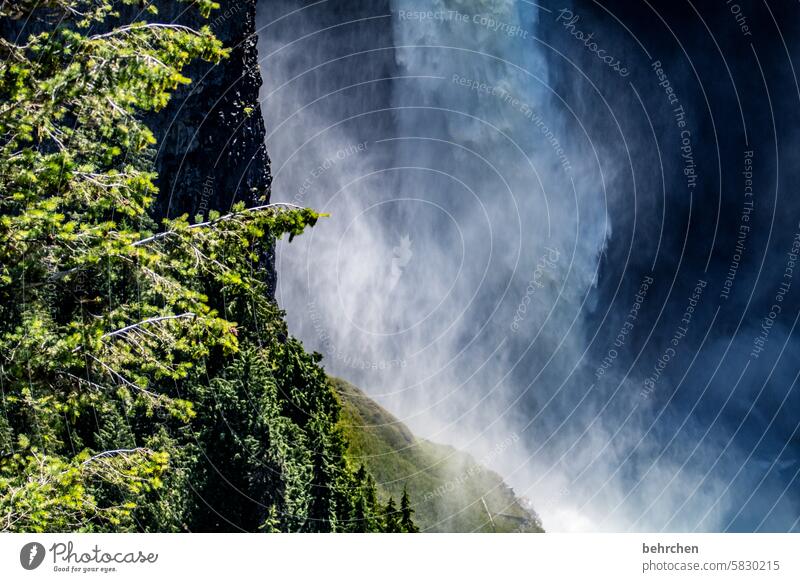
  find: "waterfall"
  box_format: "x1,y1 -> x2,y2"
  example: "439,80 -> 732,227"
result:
257,0 -> 800,532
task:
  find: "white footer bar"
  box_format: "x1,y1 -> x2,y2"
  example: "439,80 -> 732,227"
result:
1,533 -> 797,581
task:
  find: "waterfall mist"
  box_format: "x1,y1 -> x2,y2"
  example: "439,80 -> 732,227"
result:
256,0 -> 800,531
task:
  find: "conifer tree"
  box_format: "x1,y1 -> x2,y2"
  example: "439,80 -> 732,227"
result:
400,486 -> 419,533
383,497 -> 402,533
0,0 -> 413,533
0,0 -> 319,532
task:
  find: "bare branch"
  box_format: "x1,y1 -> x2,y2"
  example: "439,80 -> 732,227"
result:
87,355 -> 160,399
82,448 -> 152,466
102,313 -> 196,339
89,23 -> 201,42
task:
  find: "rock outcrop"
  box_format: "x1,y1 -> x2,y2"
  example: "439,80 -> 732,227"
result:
140,1 -> 272,221
139,0 -> 275,290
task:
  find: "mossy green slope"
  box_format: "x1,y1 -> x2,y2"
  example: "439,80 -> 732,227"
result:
333,378 -> 544,533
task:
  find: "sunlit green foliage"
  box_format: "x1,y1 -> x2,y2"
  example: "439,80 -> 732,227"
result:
0,1 -> 409,533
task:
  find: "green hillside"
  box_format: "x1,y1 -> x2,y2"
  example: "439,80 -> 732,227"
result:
333,378 -> 544,533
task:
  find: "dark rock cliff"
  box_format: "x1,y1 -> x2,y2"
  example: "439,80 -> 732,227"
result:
140,1 -> 272,222
138,0 -> 276,290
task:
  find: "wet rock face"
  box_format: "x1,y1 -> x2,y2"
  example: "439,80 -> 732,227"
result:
141,0 -> 272,222
139,0 -> 277,292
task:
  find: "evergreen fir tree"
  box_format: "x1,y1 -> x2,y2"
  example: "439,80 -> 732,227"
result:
400,486 -> 419,533
0,0 -> 414,534
383,497 -> 402,533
